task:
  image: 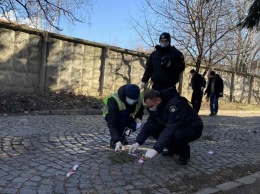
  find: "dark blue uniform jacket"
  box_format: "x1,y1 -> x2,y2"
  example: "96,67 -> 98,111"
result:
136,88 -> 203,153
141,45 -> 185,89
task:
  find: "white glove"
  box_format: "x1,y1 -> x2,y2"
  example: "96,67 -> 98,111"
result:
115,141 -> 122,153
145,149 -> 158,159
135,118 -> 143,130
129,143 -> 139,153
201,87 -> 204,91
136,122 -> 143,130
140,82 -> 145,89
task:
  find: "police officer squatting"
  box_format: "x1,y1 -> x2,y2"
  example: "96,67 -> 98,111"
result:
129,89 -> 204,165
103,84 -> 144,153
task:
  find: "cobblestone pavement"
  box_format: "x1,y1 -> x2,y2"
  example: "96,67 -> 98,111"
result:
0,112 -> 259,194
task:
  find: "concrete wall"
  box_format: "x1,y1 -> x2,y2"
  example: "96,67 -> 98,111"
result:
0,23 -> 259,104
0,28 -> 41,93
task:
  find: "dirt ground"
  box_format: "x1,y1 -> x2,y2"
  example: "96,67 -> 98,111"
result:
175,163 -> 260,193
0,91 -> 103,113
1,92 -> 260,114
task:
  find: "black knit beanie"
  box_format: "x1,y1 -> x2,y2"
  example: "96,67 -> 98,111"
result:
190,69 -> 196,73
159,32 -> 171,43
210,71 -> 216,76
125,84 -> 140,100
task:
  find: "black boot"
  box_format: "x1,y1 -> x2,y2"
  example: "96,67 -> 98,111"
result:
162,147 -> 179,157
174,145 -> 190,165
174,155 -> 190,165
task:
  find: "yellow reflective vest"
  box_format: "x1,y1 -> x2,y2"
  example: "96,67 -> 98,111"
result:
102,92 -> 143,117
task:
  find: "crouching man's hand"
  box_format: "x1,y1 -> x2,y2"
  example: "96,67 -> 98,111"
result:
115,141 -> 122,153
135,118 -> 143,130
140,82 -> 145,89
129,143 -> 139,153
145,149 -> 158,159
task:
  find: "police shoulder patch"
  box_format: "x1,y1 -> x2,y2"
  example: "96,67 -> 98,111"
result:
169,105 -> 176,113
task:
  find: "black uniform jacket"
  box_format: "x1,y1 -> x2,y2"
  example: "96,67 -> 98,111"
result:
136,88 -> 203,153
205,74 -> 224,98
141,45 -> 185,86
106,85 -> 144,142
191,72 -> 206,92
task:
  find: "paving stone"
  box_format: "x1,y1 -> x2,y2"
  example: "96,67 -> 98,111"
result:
251,172 -> 260,178
157,187 -> 171,193
53,186 -> 65,194
30,176 -> 42,182
0,115 -> 259,194
236,176 -> 257,184
66,188 -> 81,194
1,188 -> 18,194
194,187 -> 220,194
130,190 -> 143,194
7,181 -> 23,189
0,181 -> 8,187
216,181 -> 242,190
38,185 -> 52,191
19,187 -> 38,194
37,189 -> 53,194
23,181 -> 38,187
123,184 -> 135,190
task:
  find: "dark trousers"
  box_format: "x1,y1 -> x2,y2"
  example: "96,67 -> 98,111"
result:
210,93 -> 219,114
152,83 -> 176,92
191,91 -> 203,113
106,110 -> 136,143
171,127 -> 202,158
141,121 -> 202,158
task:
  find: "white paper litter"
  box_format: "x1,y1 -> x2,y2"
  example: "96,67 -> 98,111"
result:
72,164 -> 79,170
66,164 -> 79,177
207,151 -> 214,154
66,171 -> 76,177
138,157 -> 144,163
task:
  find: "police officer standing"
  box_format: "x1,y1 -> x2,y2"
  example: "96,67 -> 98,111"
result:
103,84 -> 144,152
140,32 -> 185,91
129,89 -> 203,165
189,69 -> 206,113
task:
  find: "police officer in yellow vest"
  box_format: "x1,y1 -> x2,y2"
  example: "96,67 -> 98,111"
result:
103,84 -> 144,152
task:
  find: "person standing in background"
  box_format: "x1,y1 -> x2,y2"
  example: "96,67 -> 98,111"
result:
204,71 -> 224,116
140,32 -> 185,91
189,69 -> 206,113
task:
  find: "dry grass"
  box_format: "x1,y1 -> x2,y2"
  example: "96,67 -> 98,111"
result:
200,99 -> 260,111
0,92 -> 259,113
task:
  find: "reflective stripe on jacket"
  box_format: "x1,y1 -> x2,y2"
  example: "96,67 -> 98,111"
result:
102,92 -> 143,117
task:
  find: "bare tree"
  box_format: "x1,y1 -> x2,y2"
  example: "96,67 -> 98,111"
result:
129,4 -> 160,48
0,0 -> 93,31
221,29 -> 260,73
216,0 -> 260,73
131,0 -> 239,75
